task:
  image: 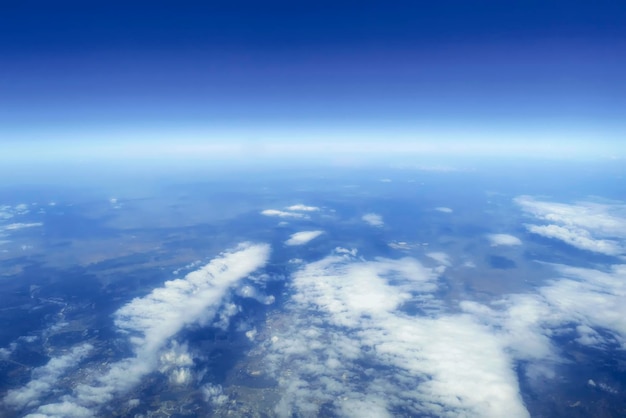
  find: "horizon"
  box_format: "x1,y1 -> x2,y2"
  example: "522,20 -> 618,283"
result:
1,1 -> 624,163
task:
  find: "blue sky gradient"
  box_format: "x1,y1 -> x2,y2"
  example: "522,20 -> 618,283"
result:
1,1 -> 625,161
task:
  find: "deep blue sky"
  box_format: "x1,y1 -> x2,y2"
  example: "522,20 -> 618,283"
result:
1,1 -> 625,160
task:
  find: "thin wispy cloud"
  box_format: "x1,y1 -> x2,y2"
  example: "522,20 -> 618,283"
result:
260,209 -> 307,219
285,204 -> 320,212
3,222 -> 43,231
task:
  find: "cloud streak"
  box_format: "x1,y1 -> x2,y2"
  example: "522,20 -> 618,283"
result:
3,222 -> 43,231
14,243 -> 270,417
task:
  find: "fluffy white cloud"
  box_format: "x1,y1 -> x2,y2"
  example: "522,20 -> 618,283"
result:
516,196 -> 626,255
285,230 -> 324,246
22,243 -> 270,417
261,250 -> 529,418
202,383 -> 229,406
4,344 -> 93,410
285,204 -> 320,212
159,341 -> 195,385
362,213 -> 384,227
260,209 -> 306,219
487,233 -> 522,247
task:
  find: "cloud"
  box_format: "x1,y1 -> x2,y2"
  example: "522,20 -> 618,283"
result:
0,204 -> 37,221
3,344 -> 93,410
362,213 -> 384,227
202,383 -> 229,406
0,206 -> 14,220
25,401 -> 93,418
285,230 -> 324,246
526,224 -> 621,255
388,241 -> 413,250
236,285 -> 275,305
14,204 -> 30,214
285,204 -> 320,212
159,341 -> 195,385
426,251 -> 451,266
462,261 -> 626,382
3,222 -> 43,231
19,243 -> 270,417
487,233 -> 522,247
261,250 -> 529,418
516,196 -> 626,255
435,207 -> 453,213
260,209 -> 306,219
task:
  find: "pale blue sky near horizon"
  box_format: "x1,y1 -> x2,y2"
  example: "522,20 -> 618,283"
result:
1,1 -> 624,162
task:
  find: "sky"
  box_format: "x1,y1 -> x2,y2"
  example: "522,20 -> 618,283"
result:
1,1 -> 625,162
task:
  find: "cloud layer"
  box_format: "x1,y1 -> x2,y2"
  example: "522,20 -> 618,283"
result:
261,250 -> 530,418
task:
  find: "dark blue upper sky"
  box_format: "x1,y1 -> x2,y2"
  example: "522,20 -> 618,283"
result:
1,1 -> 625,159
